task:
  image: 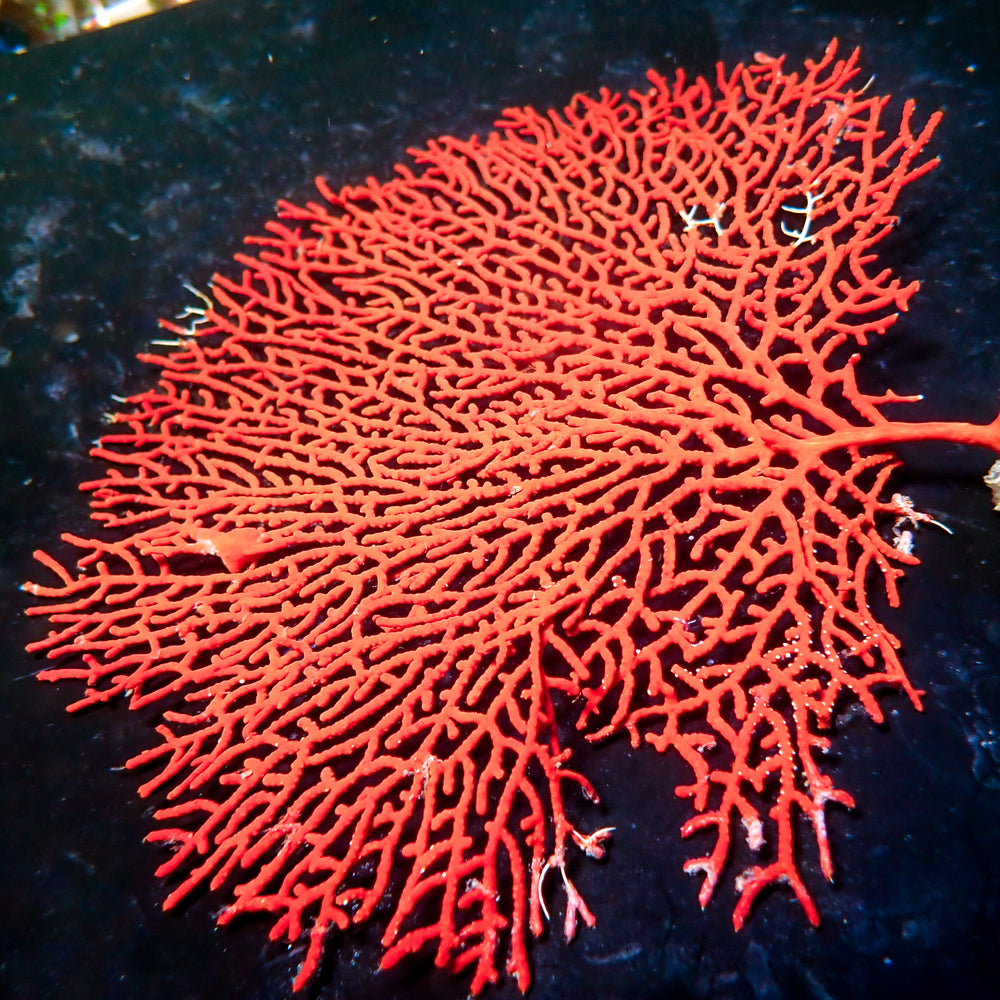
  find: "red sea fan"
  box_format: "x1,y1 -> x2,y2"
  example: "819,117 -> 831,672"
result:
24,40 -> 1000,993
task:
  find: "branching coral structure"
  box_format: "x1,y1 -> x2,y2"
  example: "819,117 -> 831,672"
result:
25,40 -> 1000,993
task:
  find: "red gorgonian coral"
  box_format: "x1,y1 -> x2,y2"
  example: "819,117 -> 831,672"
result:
25,40 -> 1000,993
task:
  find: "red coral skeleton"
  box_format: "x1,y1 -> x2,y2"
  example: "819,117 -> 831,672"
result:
25,40 -> 1000,993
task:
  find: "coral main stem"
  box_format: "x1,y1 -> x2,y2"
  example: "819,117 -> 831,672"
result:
797,413 -> 1000,457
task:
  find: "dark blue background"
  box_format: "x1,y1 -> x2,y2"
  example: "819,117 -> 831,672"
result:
2,2 -> 998,998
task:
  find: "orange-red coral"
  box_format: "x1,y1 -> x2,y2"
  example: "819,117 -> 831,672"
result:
25,40 -> 1000,992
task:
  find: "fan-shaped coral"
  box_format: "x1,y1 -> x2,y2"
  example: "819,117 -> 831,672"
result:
25,40 -> 1000,992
